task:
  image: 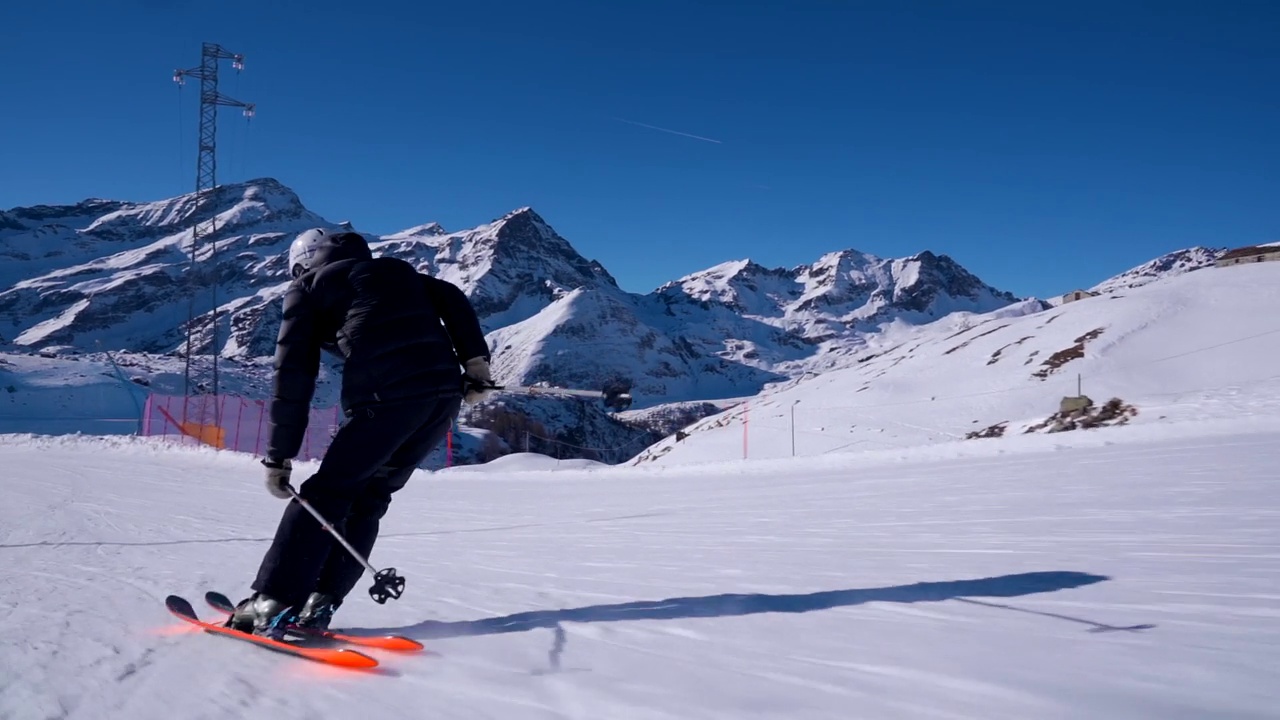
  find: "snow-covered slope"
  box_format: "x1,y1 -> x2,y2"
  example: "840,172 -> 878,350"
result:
0,352 -> 149,436
1089,246 -> 1227,294
488,286 -> 788,403
1,419 -> 1277,718
637,262 -> 1280,464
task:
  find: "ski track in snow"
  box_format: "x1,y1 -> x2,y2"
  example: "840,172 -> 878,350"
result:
1,430 -> 1278,719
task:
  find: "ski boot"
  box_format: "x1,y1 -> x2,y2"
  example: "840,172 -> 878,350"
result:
225,593 -> 297,639
295,592 -> 340,631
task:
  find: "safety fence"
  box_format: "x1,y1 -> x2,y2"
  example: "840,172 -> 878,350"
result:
140,394 -> 343,461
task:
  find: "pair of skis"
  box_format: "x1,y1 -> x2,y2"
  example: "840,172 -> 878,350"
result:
165,591 -> 425,670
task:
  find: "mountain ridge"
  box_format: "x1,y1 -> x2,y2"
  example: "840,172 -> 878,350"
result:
1,177 -> 1040,409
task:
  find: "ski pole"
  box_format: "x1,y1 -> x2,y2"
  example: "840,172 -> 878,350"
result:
285,484 -> 406,604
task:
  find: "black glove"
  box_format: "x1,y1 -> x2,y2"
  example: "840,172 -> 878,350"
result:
462,356 -> 495,404
262,457 -> 292,499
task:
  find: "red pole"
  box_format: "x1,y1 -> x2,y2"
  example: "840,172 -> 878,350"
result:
446,422 -> 453,468
743,402 -> 749,460
160,396 -> 172,444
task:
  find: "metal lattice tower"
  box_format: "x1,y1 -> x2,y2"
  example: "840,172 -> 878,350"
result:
173,43 -> 255,409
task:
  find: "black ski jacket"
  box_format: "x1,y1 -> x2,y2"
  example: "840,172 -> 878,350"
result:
266,232 -> 489,460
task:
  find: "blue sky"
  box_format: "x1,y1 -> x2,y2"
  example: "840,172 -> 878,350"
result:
2,0 -> 1276,299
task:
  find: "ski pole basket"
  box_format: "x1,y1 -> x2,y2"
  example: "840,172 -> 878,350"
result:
370,568 -> 406,604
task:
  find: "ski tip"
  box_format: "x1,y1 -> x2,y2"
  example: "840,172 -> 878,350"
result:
325,649 -> 380,669
165,595 -> 197,619
205,590 -> 235,613
376,636 -> 425,652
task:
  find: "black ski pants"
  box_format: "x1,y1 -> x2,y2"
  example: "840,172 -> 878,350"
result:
252,394 -> 460,608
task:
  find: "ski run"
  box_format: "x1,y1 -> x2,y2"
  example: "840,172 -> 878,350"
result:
2,264 -> 1279,718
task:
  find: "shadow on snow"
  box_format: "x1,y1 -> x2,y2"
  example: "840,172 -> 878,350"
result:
355,571 -> 1145,640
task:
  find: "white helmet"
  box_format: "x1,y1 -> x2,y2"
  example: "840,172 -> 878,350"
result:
288,228 -> 330,278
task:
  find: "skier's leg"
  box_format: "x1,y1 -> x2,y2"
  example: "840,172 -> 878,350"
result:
313,395 -> 461,604
249,400 -> 435,608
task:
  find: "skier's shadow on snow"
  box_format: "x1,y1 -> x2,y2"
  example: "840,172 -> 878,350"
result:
355,570 -> 1152,641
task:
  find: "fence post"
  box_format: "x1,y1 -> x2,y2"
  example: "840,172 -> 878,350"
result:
159,396 -> 172,443
218,393 -> 229,451
233,397 -> 244,452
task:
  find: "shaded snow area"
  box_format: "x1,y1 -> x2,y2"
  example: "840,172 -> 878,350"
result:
1,424 -> 1277,719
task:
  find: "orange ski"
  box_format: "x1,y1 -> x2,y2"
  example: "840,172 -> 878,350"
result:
287,624 -> 425,652
165,595 -> 379,669
204,591 -> 425,652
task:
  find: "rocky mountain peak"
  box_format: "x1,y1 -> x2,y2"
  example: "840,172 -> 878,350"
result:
483,206 -> 618,288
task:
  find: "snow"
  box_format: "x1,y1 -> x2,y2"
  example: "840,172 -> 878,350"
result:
0,352 -> 148,436
638,262 -> 1280,465
379,222 -> 446,240
14,298 -> 91,346
1,419 -> 1278,718
2,243 -> 1279,716
1088,247 -> 1227,295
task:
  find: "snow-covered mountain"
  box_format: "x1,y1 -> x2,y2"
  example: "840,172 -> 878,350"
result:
636,261 -> 1280,465
371,207 -> 619,332
646,249 -> 1033,380
663,249 -> 1019,333
0,178 -> 1030,413
0,179 -> 333,359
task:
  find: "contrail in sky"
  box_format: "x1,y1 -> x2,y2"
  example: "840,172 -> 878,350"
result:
612,117 -> 723,144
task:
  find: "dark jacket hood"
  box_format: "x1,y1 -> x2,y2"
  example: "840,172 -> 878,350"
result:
310,231 -> 373,272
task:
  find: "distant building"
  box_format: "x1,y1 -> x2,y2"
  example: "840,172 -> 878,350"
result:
1215,245 -> 1280,267
1061,289 -> 1097,304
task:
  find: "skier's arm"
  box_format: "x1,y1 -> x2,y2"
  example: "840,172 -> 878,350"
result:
421,275 -> 489,363
266,281 -> 321,461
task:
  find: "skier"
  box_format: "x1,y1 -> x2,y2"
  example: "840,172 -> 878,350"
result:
227,227 -> 493,636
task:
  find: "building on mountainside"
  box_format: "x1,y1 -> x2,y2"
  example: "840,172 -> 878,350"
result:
1061,289 -> 1098,304
1214,245 -> 1280,267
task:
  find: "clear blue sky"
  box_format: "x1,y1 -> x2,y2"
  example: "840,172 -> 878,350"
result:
2,0 -> 1276,299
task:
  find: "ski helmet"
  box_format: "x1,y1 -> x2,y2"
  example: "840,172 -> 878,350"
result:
288,228 -> 330,278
